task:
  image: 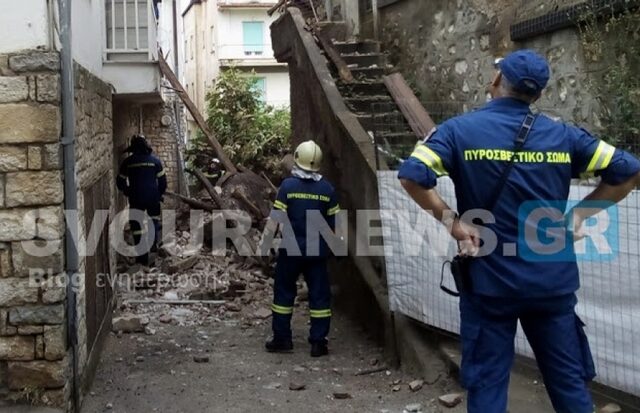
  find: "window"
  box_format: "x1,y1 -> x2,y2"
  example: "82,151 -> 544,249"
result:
242,21 -> 264,56
252,77 -> 266,102
105,0 -> 149,50
190,34 -> 194,60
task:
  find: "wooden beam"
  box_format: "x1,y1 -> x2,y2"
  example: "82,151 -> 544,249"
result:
157,52 -> 238,174
314,28 -> 354,83
165,191 -> 216,211
187,168 -> 227,209
383,73 -> 436,139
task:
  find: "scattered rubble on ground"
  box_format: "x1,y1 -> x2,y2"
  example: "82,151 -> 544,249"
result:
438,392 -> 464,408
600,403 -> 622,413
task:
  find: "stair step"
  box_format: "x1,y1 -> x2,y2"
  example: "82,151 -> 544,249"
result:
334,41 -> 381,55
355,111 -> 409,132
350,66 -> 386,80
341,53 -> 385,67
345,95 -> 394,113
338,80 -> 387,96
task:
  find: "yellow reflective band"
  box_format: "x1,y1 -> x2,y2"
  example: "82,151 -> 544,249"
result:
118,174 -> 127,179
287,193 -> 331,202
149,215 -> 161,220
132,230 -> 145,235
586,141 -> 616,172
309,309 -> 332,318
411,145 -> 448,176
274,200 -> 288,211
129,162 -> 156,168
328,205 -> 341,216
271,304 -> 293,315
156,170 -> 166,178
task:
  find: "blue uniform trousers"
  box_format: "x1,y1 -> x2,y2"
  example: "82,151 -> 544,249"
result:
129,202 -> 161,262
460,293 -> 595,413
271,255 -> 331,344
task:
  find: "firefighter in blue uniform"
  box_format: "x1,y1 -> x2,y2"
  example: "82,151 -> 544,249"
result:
265,140 -> 340,357
116,134 -> 167,265
398,50 -> 640,413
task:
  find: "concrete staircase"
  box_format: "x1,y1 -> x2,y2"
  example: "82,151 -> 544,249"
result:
329,40 -> 419,168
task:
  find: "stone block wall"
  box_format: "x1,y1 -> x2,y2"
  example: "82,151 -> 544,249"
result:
376,0 -> 600,127
113,98 -> 181,209
0,50 -> 70,408
73,64 -> 116,390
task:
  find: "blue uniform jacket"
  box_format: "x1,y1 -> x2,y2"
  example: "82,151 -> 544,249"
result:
116,152 -> 167,207
271,176 -> 340,258
399,97 -> 640,298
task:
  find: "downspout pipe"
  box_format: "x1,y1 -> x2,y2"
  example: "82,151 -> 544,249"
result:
58,0 -> 80,411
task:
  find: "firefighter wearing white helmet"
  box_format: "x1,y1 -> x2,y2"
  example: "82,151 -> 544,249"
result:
294,140 -> 323,172
266,140 -> 340,357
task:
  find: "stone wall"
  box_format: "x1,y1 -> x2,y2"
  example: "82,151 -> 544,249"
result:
0,50 -> 70,408
73,64 -> 116,393
375,0 -> 600,127
113,98 -> 182,209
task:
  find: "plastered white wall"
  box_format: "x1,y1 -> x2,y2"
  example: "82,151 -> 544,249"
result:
0,0 -> 51,53
72,0 -> 105,76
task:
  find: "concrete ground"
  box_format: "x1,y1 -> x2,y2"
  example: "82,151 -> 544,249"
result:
80,308 -> 562,413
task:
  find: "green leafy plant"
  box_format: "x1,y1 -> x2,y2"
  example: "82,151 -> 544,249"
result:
578,7 -> 640,153
186,68 -> 291,178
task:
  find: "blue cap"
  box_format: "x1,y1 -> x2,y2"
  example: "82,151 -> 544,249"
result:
499,49 -> 550,96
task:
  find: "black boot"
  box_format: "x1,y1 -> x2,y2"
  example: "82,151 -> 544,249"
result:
310,342 -> 328,357
265,339 -> 293,353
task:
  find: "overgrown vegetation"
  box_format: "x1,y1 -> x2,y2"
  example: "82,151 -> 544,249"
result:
186,68 -> 291,178
578,6 -> 640,153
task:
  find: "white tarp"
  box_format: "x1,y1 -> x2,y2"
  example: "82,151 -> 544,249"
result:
378,171 -> 640,397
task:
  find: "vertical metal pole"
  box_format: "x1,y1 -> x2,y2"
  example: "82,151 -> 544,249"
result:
134,0 -> 140,49
124,0 -> 128,49
58,0 -> 79,411
111,0 -> 116,48
372,0 -> 379,40
172,0 -> 180,78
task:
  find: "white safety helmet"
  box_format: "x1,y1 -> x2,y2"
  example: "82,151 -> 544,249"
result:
294,140 -> 323,172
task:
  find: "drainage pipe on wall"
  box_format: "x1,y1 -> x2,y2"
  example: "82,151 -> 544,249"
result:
58,0 -> 80,410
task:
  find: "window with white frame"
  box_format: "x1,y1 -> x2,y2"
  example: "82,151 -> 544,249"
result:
105,0 -> 150,51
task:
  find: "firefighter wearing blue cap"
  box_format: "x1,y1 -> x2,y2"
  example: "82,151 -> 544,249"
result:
117,134 -> 167,264
265,140 -> 341,357
398,49 -> 640,412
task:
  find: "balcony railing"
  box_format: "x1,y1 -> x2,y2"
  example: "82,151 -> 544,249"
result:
218,44 -> 276,61
105,0 -> 158,61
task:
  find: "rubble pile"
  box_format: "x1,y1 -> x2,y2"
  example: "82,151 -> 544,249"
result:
112,224 -> 293,335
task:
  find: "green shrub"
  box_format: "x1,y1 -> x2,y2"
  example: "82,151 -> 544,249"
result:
186,68 -> 291,178
579,7 -> 640,153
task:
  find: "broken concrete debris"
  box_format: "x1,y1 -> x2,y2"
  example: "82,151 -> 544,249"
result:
112,315 -> 150,334
408,379 -> 424,392
289,382 -> 306,391
438,393 -> 464,408
404,403 -> 422,412
600,403 -> 622,413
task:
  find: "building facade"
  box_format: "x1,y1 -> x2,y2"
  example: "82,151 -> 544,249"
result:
180,0 -> 290,141
0,0 -> 183,410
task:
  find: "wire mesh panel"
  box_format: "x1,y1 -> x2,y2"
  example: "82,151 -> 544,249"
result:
377,102 -> 640,396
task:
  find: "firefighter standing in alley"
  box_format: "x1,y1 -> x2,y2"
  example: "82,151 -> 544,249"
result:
117,134 -> 167,265
265,140 -> 341,357
399,50 -> 640,413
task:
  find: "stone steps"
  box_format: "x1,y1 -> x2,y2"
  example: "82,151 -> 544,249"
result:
341,53 -> 385,68
334,40 -> 381,55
